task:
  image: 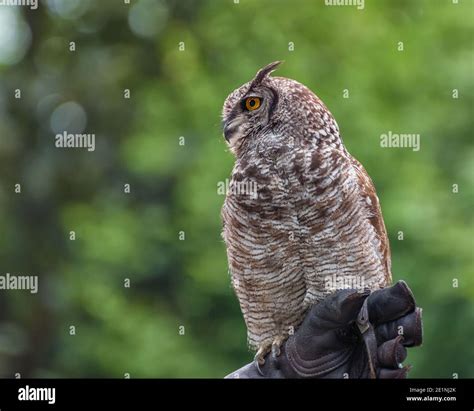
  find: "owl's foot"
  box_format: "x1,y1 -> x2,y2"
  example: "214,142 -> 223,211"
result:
271,342 -> 281,358
255,336 -> 286,365
271,336 -> 285,359
254,345 -> 271,365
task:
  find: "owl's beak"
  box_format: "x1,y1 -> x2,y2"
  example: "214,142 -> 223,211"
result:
223,120 -> 239,143
223,123 -> 234,142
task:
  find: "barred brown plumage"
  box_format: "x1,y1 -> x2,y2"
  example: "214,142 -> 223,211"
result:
221,62 -> 391,362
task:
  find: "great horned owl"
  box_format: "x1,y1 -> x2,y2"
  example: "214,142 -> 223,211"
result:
221,62 -> 392,362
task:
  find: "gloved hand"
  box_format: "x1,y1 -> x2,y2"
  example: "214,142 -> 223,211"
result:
226,280 -> 422,378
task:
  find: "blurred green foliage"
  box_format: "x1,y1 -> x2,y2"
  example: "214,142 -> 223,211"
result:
0,0 -> 472,378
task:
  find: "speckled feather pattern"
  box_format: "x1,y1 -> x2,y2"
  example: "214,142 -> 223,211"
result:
221,63 -> 392,354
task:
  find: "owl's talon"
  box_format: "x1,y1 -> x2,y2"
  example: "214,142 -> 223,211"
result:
254,348 -> 267,366
271,342 -> 281,358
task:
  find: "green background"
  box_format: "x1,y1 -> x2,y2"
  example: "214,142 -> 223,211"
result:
0,0 -> 472,378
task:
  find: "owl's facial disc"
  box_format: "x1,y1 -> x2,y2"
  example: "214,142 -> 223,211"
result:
222,93 -> 265,145
222,62 -> 283,152
222,87 -> 278,150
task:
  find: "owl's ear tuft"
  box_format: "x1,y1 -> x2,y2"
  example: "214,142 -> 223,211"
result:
250,61 -> 282,87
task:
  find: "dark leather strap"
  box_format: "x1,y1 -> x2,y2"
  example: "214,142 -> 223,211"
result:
357,297 -> 378,378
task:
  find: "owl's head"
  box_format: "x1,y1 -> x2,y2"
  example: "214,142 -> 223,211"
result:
222,61 -> 338,156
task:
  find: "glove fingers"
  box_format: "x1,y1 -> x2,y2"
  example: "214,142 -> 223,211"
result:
375,308 -> 423,347
367,280 -> 416,325
377,336 -> 407,368
307,289 -> 369,329
378,365 -> 412,379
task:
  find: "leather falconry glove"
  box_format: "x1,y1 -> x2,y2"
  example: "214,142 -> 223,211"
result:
226,280 -> 423,379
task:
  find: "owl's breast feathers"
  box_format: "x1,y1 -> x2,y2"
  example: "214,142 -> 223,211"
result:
222,136 -> 392,349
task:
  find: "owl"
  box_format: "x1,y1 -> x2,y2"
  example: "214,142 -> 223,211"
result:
221,62 -> 392,363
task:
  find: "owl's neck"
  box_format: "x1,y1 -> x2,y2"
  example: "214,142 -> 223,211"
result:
234,127 -> 346,166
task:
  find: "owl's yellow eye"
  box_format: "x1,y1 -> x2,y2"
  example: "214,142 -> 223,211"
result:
245,97 -> 261,111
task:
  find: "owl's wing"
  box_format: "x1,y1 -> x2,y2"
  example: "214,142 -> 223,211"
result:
301,145 -> 392,299
349,156 -> 392,285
